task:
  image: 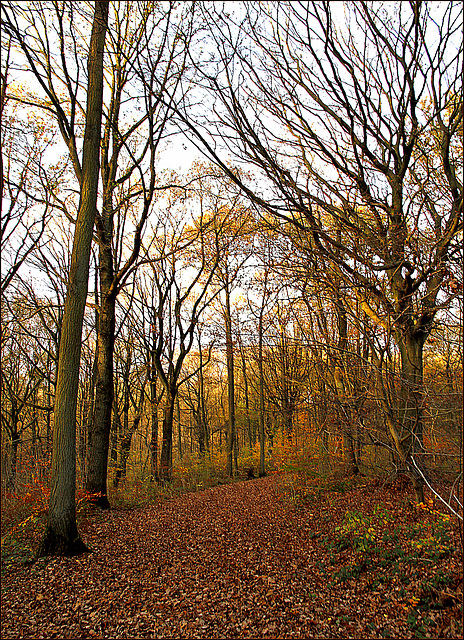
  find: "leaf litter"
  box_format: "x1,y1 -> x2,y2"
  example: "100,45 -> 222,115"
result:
1,474 -> 462,639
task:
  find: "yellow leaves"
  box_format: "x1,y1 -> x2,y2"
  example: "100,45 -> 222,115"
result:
401,595 -> 421,613
416,498 -> 452,523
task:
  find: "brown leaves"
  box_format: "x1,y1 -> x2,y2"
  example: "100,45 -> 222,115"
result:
1,475 -> 462,639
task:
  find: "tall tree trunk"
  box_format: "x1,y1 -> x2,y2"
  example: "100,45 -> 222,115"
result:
159,388 -> 175,482
198,343 -> 209,456
333,250 -> 359,476
85,244 -> 115,506
225,283 -> 236,477
396,331 -> 426,502
398,334 -> 425,447
149,356 -> 159,480
84,306 -> 98,484
239,343 -> 253,448
334,366 -> 359,475
371,342 -> 425,503
113,409 -> 143,487
113,433 -> 131,488
196,410 -> 205,454
111,397 -> 122,468
9,434 -> 19,492
46,350 -> 52,453
258,308 -> 266,477
38,1 -> 108,557
257,262 -> 270,478
176,395 -> 182,460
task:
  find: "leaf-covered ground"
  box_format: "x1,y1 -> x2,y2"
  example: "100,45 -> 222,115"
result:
1,474 -> 462,639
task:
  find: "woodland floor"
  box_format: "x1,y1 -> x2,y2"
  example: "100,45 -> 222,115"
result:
1,473 -> 462,639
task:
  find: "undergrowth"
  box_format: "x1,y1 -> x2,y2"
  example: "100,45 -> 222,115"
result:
277,468 -> 462,636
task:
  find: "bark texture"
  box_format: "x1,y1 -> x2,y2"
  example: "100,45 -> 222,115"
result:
38,0 -> 108,556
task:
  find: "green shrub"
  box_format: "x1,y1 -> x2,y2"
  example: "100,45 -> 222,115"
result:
334,505 -> 391,553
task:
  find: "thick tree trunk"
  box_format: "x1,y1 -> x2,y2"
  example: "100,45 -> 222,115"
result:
372,337 -> 426,503
85,268 -> 115,507
397,332 -> 426,502
342,430 -> 359,475
38,1 -> 108,557
398,334 -> 425,447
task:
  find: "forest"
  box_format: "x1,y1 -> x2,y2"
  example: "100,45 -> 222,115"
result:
1,1 -> 462,638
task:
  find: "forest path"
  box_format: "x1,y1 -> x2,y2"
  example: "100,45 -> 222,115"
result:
1,474 -> 461,639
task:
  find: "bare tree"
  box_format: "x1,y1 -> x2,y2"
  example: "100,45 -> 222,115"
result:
0,39 -> 59,294
111,329 -> 147,487
171,0 -> 462,500
85,1 -> 197,506
147,221 -> 223,482
6,0 -> 110,556
3,0 -> 198,506
212,211 -> 254,476
180,326 -> 216,457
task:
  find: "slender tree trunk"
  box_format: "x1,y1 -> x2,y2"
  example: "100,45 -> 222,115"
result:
111,370 -> 127,487
84,332 -> 98,484
333,367 -> 359,475
149,357 -> 159,480
111,397 -> 122,467
159,388 -> 175,482
240,347 -> 253,448
176,395 -> 182,460
225,284 -> 236,477
258,312 -> 266,477
38,1 -> 108,557
257,262 -> 270,477
46,351 -> 52,453
198,344 -> 209,456
196,410 -> 205,454
334,287 -> 359,476
113,434 -> 131,487
113,410 -> 143,487
9,432 -> 19,491
280,333 -> 294,436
